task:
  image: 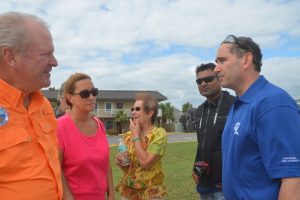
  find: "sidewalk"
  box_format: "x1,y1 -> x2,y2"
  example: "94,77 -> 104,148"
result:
107,132 -> 196,147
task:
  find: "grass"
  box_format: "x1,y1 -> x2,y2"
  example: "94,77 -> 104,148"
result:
110,141 -> 199,200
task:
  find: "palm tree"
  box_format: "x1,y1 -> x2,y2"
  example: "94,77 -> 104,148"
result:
180,102 -> 194,132
182,102 -> 193,113
114,110 -> 128,134
159,102 -> 175,124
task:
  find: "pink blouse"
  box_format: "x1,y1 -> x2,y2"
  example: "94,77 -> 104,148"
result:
57,114 -> 109,200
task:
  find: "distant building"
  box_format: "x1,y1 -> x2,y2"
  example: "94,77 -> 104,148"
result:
178,108 -> 197,133
173,107 -> 184,132
41,89 -> 167,132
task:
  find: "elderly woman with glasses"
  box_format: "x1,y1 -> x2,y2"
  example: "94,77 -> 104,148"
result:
57,73 -> 114,200
115,93 -> 167,200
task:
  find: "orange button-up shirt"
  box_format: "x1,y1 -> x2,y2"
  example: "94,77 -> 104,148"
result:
0,79 -> 63,200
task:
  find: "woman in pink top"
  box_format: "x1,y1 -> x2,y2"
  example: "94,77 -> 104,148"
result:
57,73 -> 114,200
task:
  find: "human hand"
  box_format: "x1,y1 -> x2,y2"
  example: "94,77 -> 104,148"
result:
130,118 -> 140,138
115,152 -> 123,167
192,170 -> 199,184
115,152 -> 130,168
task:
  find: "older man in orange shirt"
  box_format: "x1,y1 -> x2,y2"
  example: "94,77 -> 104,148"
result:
0,12 -> 62,199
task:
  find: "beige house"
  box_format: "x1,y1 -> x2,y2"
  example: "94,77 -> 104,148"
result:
41,89 -> 167,133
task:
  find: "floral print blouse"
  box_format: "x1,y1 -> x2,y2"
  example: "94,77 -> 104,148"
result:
116,127 -> 167,200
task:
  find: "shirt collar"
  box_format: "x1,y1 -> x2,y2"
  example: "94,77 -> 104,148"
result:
238,75 -> 268,103
0,79 -> 44,111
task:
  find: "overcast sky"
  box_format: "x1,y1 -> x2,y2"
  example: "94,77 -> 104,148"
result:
1,0 -> 300,109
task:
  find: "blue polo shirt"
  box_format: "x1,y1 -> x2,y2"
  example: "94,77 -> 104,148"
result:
222,75 -> 300,200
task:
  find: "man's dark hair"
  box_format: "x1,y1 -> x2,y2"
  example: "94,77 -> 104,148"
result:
195,63 -> 216,75
232,37 -> 262,72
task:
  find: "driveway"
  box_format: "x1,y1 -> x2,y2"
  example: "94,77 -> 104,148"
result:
108,132 -> 197,146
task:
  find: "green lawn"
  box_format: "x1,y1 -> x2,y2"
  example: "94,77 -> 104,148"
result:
110,141 -> 199,200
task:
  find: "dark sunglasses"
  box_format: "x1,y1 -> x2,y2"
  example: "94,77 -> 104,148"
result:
196,76 -> 216,85
73,88 -> 98,98
222,35 -> 246,51
131,106 -> 141,112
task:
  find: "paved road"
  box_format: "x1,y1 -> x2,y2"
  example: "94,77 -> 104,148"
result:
108,133 -> 197,146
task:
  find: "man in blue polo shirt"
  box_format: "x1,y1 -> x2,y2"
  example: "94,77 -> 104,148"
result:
214,35 -> 300,199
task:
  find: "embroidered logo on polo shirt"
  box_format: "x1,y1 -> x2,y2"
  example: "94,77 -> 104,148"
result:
0,107 -> 9,126
233,122 -> 241,135
281,156 -> 300,163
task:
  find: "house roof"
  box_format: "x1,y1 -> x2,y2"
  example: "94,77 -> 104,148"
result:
41,89 -> 167,102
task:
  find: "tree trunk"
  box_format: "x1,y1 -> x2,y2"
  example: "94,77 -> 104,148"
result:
117,123 -> 122,134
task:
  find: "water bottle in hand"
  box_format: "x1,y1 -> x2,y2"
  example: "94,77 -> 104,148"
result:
118,138 -> 130,166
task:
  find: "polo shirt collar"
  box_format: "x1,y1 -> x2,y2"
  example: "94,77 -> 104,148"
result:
0,79 -> 44,110
238,75 -> 268,103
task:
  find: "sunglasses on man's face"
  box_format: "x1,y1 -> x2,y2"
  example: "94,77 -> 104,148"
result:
73,88 -> 98,98
131,106 -> 141,112
196,76 -> 216,85
222,35 -> 246,51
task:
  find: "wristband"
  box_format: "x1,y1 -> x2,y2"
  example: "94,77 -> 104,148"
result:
132,137 -> 141,142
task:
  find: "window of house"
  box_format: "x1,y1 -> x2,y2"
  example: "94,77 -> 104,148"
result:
105,102 -> 112,112
116,103 -> 123,109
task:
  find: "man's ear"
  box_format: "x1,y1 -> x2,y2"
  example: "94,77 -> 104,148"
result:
1,47 -> 16,66
243,52 -> 254,70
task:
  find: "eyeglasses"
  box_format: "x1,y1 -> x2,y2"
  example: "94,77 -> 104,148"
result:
196,76 -> 216,85
73,88 -> 98,98
131,106 -> 141,112
222,35 -> 246,51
